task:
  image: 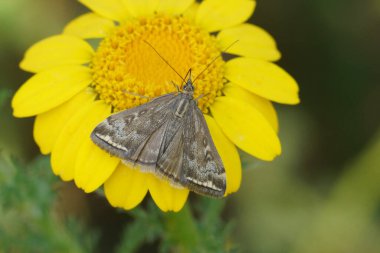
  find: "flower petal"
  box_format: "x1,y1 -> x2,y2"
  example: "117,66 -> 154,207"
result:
183,2 -> 199,22
195,0 -> 256,32
223,83 -> 278,132
217,23 -> 281,61
34,88 -> 96,155
104,164 -> 149,210
63,12 -> 115,39
75,139 -> 119,193
79,0 -> 130,22
204,115 -> 241,195
12,66 -> 92,117
19,35 -> 94,73
51,101 -> 111,181
225,57 -> 300,104
157,0 -> 194,15
122,0 -> 159,17
210,97 -> 281,161
148,175 -> 189,212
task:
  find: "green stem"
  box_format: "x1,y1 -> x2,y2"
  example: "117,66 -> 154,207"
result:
164,204 -> 200,253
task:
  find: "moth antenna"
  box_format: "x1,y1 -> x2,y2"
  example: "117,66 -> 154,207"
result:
143,40 -> 187,85
178,68 -> 193,89
192,40 -> 239,83
182,68 -> 192,80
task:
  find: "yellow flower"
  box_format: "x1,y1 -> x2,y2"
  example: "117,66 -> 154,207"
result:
12,0 -> 299,212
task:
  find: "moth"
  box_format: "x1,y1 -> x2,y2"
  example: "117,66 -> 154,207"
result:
91,72 -> 226,197
91,41 -> 237,198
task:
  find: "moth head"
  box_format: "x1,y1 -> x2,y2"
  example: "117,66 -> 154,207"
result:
182,69 -> 194,94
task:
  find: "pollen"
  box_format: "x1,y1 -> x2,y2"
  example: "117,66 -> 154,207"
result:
91,15 -> 225,113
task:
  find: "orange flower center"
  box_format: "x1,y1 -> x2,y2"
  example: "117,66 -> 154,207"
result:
91,14 -> 225,113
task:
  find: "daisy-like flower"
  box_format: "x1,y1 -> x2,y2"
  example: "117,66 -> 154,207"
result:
12,0 -> 299,212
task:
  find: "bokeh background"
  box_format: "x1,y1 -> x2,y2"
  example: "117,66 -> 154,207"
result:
1,0 -> 380,252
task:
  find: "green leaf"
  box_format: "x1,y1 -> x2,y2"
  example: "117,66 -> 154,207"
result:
0,88 -> 11,109
116,202 -> 164,253
0,154 -> 98,253
116,198 -> 238,253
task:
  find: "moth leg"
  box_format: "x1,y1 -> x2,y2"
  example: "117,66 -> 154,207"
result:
122,89 -> 151,99
170,69 -> 191,91
195,93 -> 210,102
171,81 -> 180,92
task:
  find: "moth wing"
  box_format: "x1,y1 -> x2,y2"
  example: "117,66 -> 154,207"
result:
128,119 -> 169,171
91,93 -> 177,163
155,123 -> 185,186
182,102 -> 226,197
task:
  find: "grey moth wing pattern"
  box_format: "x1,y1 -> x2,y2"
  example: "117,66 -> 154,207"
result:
181,103 -> 226,196
91,78 -> 226,197
91,92 -> 177,162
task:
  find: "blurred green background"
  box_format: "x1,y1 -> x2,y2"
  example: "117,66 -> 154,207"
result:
1,0 -> 380,252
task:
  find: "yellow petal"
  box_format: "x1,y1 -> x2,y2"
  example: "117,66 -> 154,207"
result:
195,0 -> 256,32
75,139 -> 119,193
79,0 -> 130,21
19,35 -> 94,73
210,97 -> 281,161
204,115 -> 241,195
34,88 -> 96,155
157,0 -> 194,15
122,0 -> 159,17
51,101 -> 111,181
104,164 -> 149,210
223,83 -> 278,132
148,175 -> 189,212
182,2 -> 199,22
63,12 -> 115,39
12,66 -> 92,117
225,57 -> 300,104
217,23 -> 281,61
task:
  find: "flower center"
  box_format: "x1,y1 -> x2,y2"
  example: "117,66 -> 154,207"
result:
91,15 -> 225,113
